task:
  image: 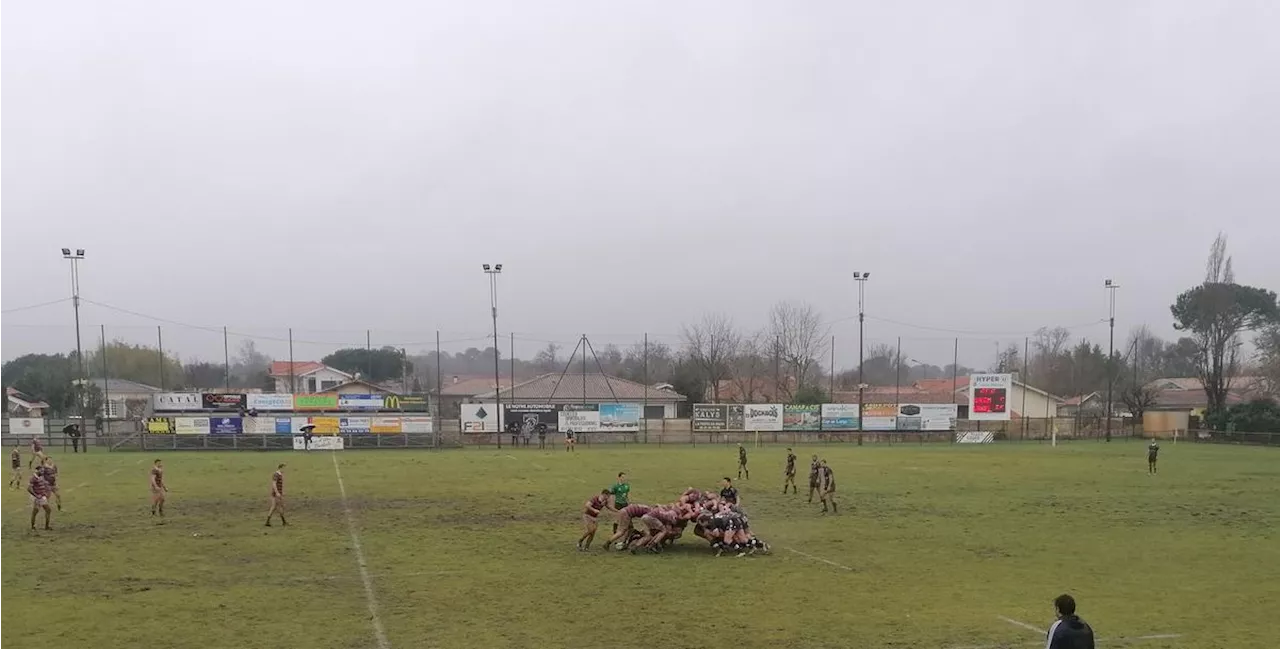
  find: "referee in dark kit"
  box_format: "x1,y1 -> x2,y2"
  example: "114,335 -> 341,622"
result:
1046,594 -> 1095,649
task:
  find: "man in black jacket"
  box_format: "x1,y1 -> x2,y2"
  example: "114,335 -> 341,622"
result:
1046,594 -> 1095,649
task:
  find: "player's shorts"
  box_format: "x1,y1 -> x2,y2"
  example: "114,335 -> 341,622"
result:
31,495 -> 48,508
582,512 -> 599,526
785,468 -> 796,477
640,515 -> 665,531
151,487 -> 165,496
616,512 -> 632,529
11,463 -> 20,470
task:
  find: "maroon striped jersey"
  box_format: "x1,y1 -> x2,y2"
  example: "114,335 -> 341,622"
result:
272,470 -> 284,496
621,503 -> 650,517
150,466 -> 164,489
31,439 -> 43,452
29,474 -> 50,497
37,464 -> 57,486
585,493 -> 609,511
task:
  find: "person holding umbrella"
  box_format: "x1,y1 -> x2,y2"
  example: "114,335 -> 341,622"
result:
63,423 -> 83,453
299,424 -> 316,451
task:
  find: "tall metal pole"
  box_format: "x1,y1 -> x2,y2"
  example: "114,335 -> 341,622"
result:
952,338 -> 959,404
62,249 -> 88,425
855,272 -> 869,432
223,326 -> 231,390
829,335 -> 836,398
157,326 -> 166,390
483,264 -> 503,443
581,334 -> 588,405
1022,336 -> 1030,439
510,332 -> 515,402
435,330 -> 442,441
1105,279 -> 1119,442
100,324 -> 110,422
643,333 -> 649,442
366,330 -> 373,380
288,328 -> 295,393
894,336 -> 902,431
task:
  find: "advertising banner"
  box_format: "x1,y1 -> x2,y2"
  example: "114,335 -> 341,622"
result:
599,403 -> 641,431
339,394 -> 384,410
727,405 -> 744,431
692,404 -> 727,431
294,436 -> 344,450
247,393 -> 294,411
956,431 -> 994,444
896,404 -> 958,431
243,416 -> 278,435
276,417 -> 299,434
504,404 -> 559,432
209,417 -> 243,434
153,392 -> 202,411
294,394 -> 339,410
742,404 -> 784,431
820,404 -> 859,430
969,374 -> 1013,421
174,417 -> 211,435
558,404 -> 600,432
145,417 -> 174,434
306,416 -> 341,434
371,417 -> 402,433
402,416 -> 434,433
7,417 -> 45,435
382,394 -> 429,411
339,417 -> 372,433
461,403 -> 502,433
202,393 -> 246,410
861,404 -> 899,431
784,405 -> 822,430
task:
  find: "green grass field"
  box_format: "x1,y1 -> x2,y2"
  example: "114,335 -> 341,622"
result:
3,441 -> 1277,649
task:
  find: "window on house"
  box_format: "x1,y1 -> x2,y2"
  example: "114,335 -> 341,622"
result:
102,400 -> 122,419
308,378 -> 317,392
320,380 -> 340,390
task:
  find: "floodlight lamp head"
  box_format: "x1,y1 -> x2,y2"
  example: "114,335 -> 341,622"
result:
76,249 -> 85,256
482,264 -> 491,271
1105,279 -> 1113,287
61,248 -> 72,256
494,264 -> 503,272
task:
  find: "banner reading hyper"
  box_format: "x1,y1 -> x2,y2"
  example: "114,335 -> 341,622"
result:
294,394 -> 339,410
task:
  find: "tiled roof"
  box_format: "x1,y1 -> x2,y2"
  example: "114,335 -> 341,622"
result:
440,376 -> 512,397
81,378 -> 161,394
830,387 -> 959,404
269,361 -> 342,378
6,387 -> 51,409
478,373 -> 686,402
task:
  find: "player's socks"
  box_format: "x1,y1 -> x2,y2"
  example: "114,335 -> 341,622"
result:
265,520 -> 272,527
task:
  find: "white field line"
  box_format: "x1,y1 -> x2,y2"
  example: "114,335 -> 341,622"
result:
784,546 -> 854,571
998,616 -> 1044,634
503,454 -> 517,460
331,452 -> 391,649
106,468 -> 123,476
290,569 -> 459,584
530,462 -> 547,470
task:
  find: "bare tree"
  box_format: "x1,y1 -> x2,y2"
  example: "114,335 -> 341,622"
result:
728,333 -> 771,402
1118,383 -> 1161,423
533,343 -> 560,373
681,313 -> 741,402
768,301 -> 829,399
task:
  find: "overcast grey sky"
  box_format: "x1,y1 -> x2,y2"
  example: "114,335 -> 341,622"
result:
3,1 -> 1278,369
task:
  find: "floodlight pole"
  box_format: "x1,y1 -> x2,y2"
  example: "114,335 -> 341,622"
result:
484,264 -> 503,447
854,272 -> 870,432
62,249 -> 87,432
1105,279 -> 1119,443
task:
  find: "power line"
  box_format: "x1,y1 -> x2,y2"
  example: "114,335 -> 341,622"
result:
1,297 -> 72,314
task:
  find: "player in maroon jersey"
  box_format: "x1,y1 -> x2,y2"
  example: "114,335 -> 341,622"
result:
605,503 -> 650,549
149,459 -> 167,518
29,437 -> 45,469
266,463 -> 287,527
38,457 -> 62,512
634,505 -> 682,553
9,448 -> 22,490
28,472 -> 53,530
577,488 -> 613,550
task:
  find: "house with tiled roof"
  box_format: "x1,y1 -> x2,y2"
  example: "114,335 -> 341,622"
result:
476,373 -> 687,419
269,361 -> 353,394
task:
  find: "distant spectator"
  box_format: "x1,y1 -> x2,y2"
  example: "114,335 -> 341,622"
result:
63,424 -> 82,453
1047,594 -> 1095,649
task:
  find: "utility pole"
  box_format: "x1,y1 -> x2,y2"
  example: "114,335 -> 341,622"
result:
1105,279 -> 1119,442
483,264 -> 504,443
854,272 -> 870,432
61,249 -> 87,425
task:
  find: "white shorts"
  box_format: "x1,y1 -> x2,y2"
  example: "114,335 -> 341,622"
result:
31,495 -> 48,508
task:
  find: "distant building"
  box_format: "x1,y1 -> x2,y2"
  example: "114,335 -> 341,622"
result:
1058,392 -> 1104,417
269,361 -> 353,394
319,378 -> 399,395
74,378 -> 161,419
437,375 -> 514,419
6,387 -> 51,417
476,372 -> 686,419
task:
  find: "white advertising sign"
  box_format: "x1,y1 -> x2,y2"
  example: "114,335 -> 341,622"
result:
742,404 -> 783,431
294,436 -> 344,450
969,374 -> 1013,421
8,418 -> 45,435
402,416 -> 434,433
154,392 -> 202,411
461,403 -> 502,433
895,403 -> 959,431
956,431 -> 994,444
244,416 -> 279,435
247,393 -> 294,411
174,417 -> 211,434
558,407 -> 600,432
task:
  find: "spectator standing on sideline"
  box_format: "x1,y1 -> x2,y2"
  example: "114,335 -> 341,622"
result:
63,424 -> 82,453
536,423 -> 547,449
1046,594 -> 1095,649
1147,440 -> 1160,475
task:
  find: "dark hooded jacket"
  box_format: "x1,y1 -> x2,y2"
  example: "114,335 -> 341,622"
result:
1046,614 -> 1094,649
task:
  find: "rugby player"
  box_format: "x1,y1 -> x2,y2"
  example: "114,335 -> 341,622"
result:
783,448 -> 797,494
564,428 -> 576,452
607,471 -> 630,534
38,456 -> 62,512
578,489 -> 612,550
719,477 -> 739,505
266,463 -> 287,526
819,459 -> 838,514
737,443 -> 749,480
605,502 -> 650,550
1147,439 -> 1160,475
806,454 -> 821,503
149,459 -> 167,518
29,437 -> 45,469
9,447 -> 22,490
28,471 -> 53,530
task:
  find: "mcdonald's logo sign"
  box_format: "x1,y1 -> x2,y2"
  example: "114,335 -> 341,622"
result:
382,394 -> 429,412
